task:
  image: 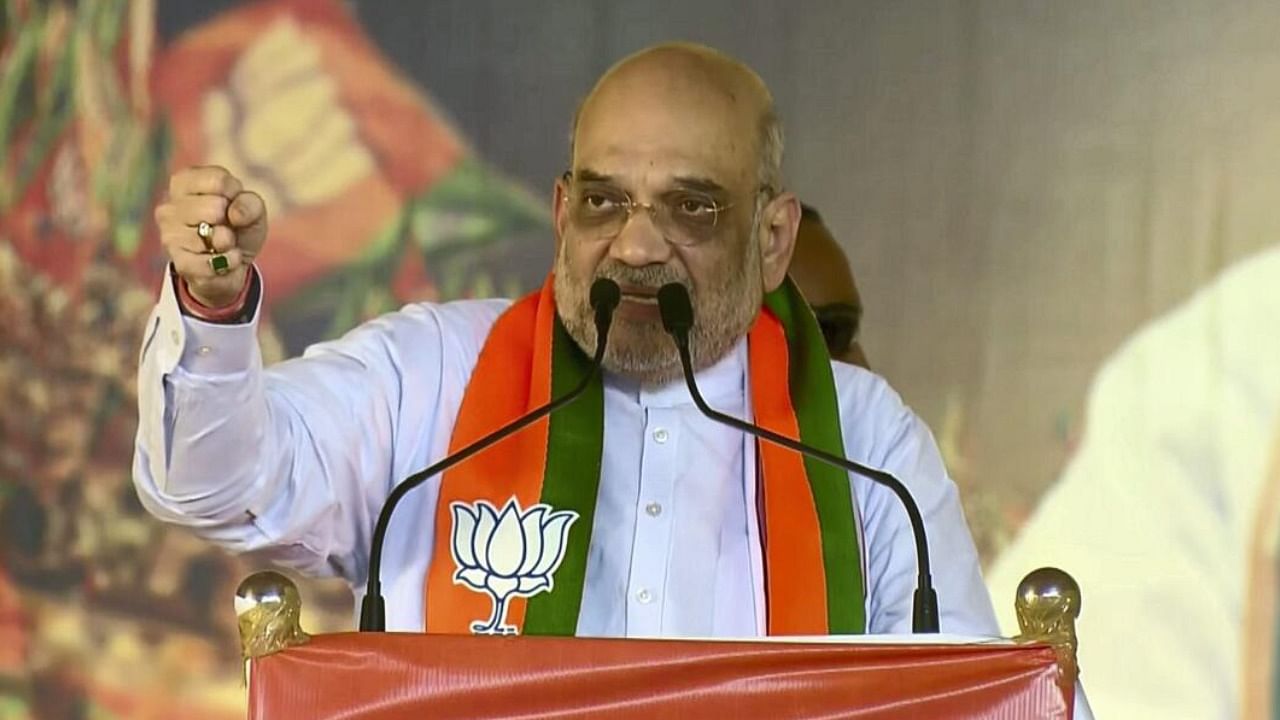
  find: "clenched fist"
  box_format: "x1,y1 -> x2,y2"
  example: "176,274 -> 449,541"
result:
154,166 -> 268,308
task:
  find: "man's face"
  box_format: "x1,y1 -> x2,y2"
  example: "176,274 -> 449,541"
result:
552,68 -> 768,384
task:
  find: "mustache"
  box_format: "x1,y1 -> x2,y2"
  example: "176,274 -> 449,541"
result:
591,261 -> 687,290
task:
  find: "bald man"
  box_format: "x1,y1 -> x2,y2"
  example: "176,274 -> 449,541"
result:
134,43 -> 995,638
790,203 -> 869,368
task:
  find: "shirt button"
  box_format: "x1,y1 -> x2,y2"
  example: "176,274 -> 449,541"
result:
635,588 -> 653,604
197,346 -> 212,356
645,502 -> 663,517
653,428 -> 669,444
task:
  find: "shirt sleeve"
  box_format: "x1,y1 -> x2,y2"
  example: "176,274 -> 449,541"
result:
834,364 -> 1000,636
131,269 -> 506,585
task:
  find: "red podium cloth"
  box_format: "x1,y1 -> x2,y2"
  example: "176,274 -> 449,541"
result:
249,633 -> 1071,719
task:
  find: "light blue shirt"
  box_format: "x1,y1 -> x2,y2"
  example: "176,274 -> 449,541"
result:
132,275 -> 998,637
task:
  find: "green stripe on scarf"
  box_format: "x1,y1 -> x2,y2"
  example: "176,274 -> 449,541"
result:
765,277 -> 867,634
523,317 -> 605,635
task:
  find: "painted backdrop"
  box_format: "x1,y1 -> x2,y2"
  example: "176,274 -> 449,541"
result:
3,1 -> 1278,717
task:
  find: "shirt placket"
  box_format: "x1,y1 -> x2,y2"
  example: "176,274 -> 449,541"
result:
625,406 -> 678,636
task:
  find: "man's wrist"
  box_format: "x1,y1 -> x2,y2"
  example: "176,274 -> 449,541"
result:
175,266 -> 259,324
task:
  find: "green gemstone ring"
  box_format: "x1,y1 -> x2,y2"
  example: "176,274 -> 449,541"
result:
209,254 -> 231,275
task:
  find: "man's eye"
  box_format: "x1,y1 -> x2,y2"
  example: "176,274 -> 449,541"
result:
674,196 -> 716,216
582,193 -> 620,211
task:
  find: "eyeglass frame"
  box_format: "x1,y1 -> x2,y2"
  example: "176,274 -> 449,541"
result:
558,170 -> 776,246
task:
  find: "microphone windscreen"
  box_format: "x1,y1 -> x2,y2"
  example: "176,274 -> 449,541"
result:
590,278 -> 621,313
657,283 -> 694,335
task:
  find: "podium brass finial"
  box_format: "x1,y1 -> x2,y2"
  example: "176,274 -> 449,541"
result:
1014,567 -> 1081,688
235,571 -> 309,663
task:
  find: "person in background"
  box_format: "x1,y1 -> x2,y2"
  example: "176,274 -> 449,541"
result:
788,203 -> 869,368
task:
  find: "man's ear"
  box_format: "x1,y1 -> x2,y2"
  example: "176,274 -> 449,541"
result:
552,174 -> 570,257
759,192 -> 800,292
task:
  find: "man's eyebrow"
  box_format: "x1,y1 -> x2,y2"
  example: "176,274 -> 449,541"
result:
571,170 -> 729,195
671,176 -> 728,195
574,168 -> 613,183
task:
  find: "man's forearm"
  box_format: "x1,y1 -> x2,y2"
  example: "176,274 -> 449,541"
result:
134,266 -> 276,524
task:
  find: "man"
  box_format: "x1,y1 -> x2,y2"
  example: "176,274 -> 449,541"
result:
789,204 -> 869,368
987,245 -> 1280,718
133,43 -> 996,637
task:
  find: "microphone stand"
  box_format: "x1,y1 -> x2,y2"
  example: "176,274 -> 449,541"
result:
657,283 -> 940,633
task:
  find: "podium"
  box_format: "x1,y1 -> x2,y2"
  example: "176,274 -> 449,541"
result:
238,570 -> 1081,719
248,633 -> 1069,719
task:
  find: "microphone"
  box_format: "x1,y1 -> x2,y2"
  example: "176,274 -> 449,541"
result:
656,283 -> 940,633
358,278 -> 621,631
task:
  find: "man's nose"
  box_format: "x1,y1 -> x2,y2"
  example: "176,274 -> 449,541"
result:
608,208 -> 672,267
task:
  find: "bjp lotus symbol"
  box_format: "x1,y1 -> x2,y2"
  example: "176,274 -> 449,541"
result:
450,499 -> 578,635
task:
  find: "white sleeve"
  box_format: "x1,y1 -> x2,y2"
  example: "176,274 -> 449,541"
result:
836,366 -> 999,636
131,271 -> 504,585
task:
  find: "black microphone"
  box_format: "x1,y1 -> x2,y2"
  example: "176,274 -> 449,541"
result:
358,278 -> 621,631
656,283 -> 940,633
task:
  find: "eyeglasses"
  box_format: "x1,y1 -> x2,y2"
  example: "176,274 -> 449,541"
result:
561,171 -> 741,246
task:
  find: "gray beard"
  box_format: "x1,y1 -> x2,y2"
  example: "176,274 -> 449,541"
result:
554,251 -> 762,387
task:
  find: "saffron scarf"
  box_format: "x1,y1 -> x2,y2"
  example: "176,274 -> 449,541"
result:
424,275 -> 866,636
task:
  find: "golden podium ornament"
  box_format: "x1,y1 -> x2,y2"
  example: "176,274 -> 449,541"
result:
235,571 -> 310,664
1013,566 -> 1081,691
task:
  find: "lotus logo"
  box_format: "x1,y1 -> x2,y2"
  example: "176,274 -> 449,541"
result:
450,499 -> 578,635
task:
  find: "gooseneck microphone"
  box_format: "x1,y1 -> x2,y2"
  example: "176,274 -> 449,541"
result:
656,283 -> 940,633
358,279 -> 621,632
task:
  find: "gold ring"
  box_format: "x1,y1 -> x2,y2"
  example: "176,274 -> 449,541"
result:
197,222 -> 215,252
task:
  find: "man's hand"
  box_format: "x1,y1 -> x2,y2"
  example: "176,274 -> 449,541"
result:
155,166 -> 268,308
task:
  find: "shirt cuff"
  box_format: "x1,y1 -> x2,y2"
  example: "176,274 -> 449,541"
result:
179,312 -> 263,375
175,265 -> 259,323
150,263 -> 265,376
